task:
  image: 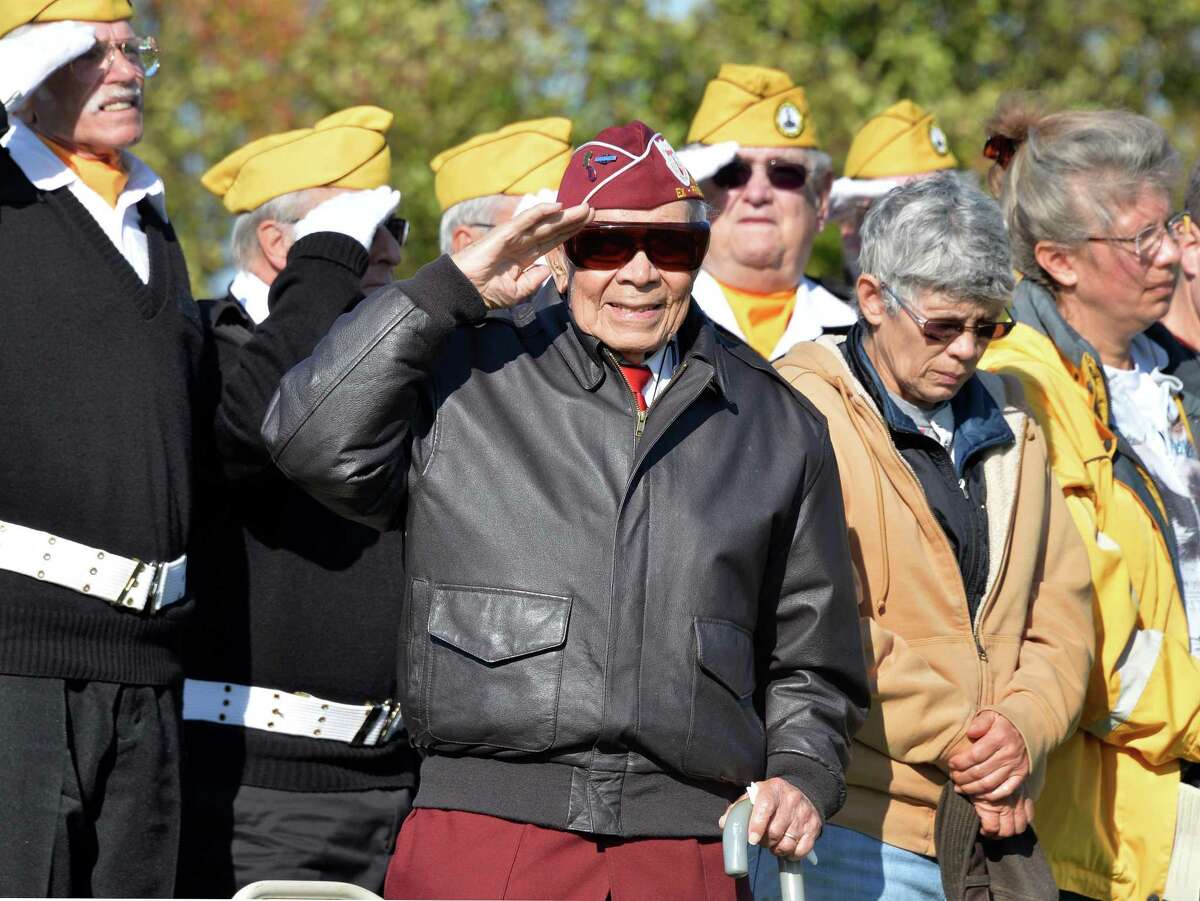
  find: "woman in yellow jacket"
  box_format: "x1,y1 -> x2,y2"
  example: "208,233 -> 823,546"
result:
982,105 -> 1200,901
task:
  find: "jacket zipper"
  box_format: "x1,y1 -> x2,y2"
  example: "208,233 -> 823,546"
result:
855,392 -> 997,661
603,348 -> 649,439
967,421 -> 1027,663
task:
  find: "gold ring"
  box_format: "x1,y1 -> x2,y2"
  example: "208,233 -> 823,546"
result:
783,832 -> 801,841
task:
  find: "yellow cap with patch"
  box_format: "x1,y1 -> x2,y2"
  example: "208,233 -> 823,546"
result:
430,117 -> 573,212
686,64 -> 818,149
202,106 -> 393,214
1,0 -> 132,37
844,100 -> 957,179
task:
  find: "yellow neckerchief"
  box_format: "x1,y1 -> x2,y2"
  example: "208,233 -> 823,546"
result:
715,277 -> 797,358
36,132 -> 129,209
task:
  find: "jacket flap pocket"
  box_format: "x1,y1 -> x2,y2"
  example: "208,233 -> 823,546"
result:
429,585 -> 571,664
694,618 -> 755,700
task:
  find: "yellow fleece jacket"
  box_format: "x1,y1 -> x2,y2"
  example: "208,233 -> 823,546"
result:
983,321 -> 1200,901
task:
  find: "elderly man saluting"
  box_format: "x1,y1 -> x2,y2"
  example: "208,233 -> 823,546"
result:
0,1 -> 198,896
263,121 -> 869,900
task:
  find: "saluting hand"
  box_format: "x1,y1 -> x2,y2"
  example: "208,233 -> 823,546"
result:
0,21 -> 96,112
450,201 -> 593,310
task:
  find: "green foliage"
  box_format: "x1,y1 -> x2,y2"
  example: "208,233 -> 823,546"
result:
136,0 -> 1200,293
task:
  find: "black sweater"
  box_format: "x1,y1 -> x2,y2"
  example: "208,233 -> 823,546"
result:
184,233 -> 417,792
0,145 -> 200,685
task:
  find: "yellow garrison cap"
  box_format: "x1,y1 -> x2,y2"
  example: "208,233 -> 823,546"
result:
1,0 -> 132,37
686,64 -> 818,149
202,106 -> 393,213
430,117 -> 573,212
844,100 -> 957,179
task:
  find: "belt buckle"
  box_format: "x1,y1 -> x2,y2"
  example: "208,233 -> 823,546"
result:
115,559 -> 165,613
352,699 -> 403,746
115,559 -> 149,611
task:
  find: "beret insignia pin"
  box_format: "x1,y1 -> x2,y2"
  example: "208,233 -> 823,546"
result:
930,124 -> 950,155
775,102 -> 804,138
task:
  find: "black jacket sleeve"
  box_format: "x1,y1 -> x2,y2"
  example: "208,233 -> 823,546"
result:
262,254 -> 487,530
213,233 -> 369,478
762,421 -> 870,820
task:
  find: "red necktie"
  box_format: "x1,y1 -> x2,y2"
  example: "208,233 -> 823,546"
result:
620,364 -> 652,412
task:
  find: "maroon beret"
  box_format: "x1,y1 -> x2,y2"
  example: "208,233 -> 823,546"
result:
557,120 -> 703,210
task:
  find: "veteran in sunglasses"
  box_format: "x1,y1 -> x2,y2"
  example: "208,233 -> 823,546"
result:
679,64 -> 856,360
776,175 -> 1094,899
0,1 -> 197,895
263,121 -> 868,900
177,108 -> 413,897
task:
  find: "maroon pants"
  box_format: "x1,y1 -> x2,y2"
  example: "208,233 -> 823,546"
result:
384,808 -> 750,901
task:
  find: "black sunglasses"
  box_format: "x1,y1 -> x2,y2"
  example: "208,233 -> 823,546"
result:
882,284 -> 1015,343
384,215 -> 409,245
711,157 -> 808,191
565,222 -> 711,271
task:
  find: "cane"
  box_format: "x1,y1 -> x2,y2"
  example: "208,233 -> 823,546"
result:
722,797 -> 812,901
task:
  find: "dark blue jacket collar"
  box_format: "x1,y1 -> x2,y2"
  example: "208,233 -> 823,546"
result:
845,321 -> 1014,475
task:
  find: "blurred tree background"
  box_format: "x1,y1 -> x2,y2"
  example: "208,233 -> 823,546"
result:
136,0 -> 1200,295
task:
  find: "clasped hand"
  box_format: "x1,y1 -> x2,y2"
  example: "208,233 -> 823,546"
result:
948,709 -> 1034,839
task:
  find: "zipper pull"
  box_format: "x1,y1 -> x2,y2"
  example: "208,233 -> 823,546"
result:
958,477 -> 969,499
635,409 -> 647,440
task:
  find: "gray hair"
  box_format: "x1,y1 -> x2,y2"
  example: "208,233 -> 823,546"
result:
1000,109 -> 1180,287
439,194 -> 510,254
1185,158 -> 1200,219
229,188 -> 319,271
858,172 -> 1014,310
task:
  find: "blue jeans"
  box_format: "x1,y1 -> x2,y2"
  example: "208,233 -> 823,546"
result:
798,824 -> 945,901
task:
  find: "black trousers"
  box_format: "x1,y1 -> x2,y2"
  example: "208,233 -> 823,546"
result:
176,778 -> 413,897
0,675 -> 181,897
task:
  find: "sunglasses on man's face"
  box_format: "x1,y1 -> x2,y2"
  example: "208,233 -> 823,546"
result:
711,157 -> 808,192
565,222 -> 711,272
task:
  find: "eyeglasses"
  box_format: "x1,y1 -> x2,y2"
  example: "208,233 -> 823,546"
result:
1086,212 -> 1192,265
565,222 -> 711,271
384,215 -> 409,245
71,36 -> 160,80
711,157 -> 808,192
982,135 -> 1019,170
882,284 -> 1015,343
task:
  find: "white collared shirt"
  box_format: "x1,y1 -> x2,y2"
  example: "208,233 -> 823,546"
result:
639,338 -> 678,408
690,268 -> 858,360
1,119 -> 167,284
229,270 -> 272,325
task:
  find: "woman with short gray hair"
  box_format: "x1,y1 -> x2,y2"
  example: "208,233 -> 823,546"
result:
982,104 -> 1200,901
776,173 -> 1094,899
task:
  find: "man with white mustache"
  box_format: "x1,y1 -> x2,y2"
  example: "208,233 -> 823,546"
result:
0,2 -> 200,896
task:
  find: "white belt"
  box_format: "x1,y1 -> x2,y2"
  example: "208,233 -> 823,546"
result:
183,679 -> 405,747
0,519 -> 187,614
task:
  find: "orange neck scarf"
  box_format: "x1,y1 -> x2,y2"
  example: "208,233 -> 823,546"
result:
37,132 -> 129,208
715,277 -> 798,358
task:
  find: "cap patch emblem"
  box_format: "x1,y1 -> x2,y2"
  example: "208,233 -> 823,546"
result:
653,136 -> 692,187
775,102 -> 804,138
930,124 -> 949,155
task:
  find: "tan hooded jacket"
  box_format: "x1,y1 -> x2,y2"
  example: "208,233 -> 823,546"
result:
776,336 -> 1095,856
